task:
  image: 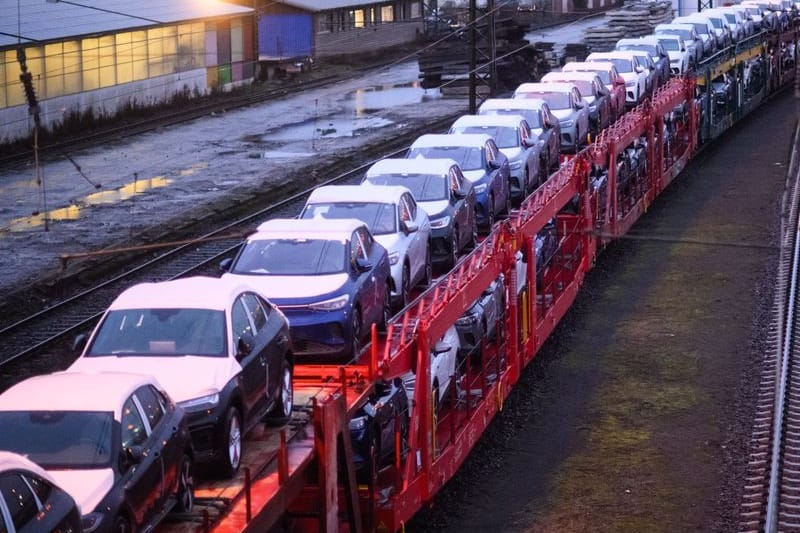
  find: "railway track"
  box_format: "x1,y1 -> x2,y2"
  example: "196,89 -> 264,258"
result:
739,122 -> 800,533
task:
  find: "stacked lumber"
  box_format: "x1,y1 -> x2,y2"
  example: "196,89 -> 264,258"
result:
583,1 -> 674,51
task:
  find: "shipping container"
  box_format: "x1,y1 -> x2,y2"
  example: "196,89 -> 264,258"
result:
258,13 -> 312,61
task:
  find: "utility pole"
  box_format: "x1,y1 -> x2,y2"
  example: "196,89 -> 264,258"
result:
697,0 -> 712,13
469,0 -> 477,113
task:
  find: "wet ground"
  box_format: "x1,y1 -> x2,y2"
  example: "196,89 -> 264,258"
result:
0,62 -> 464,306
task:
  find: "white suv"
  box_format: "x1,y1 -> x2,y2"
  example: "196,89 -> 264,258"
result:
586,51 -> 649,107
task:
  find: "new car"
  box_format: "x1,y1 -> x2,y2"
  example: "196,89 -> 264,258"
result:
585,51 -> 649,108
652,34 -> 691,75
477,98 -> 562,173
222,218 -> 391,362
401,325 -> 461,413
0,451 -> 82,533
406,133 -> 511,230
561,61 -> 626,120
513,81 -> 590,152
541,71 -> 613,133
348,378 -> 409,483
0,371 -> 194,533
655,23 -> 703,64
70,276 -> 294,479
363,158 -> 477,270
672,15 -> 718,56
300,185 -> 431,310
710,7 -> 755,39
699,11 -> 735,48
455,275 -> 506,361
449,114 -> 543,200
615,37 -> 671,89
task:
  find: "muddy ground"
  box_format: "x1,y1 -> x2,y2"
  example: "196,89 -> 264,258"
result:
408,93 -> 794,532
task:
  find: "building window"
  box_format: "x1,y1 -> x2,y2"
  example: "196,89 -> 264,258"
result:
116,32 -> 134,84
132,30 -> 149,81
381,6 -> 394,22
353,9 -> 365,28
411,1 -> 421,18
231,18 -> 243,62
162,26 -> 177,75
44,43 -> 64,98
2,50 -> 22,107
82,37 -> 99,90
147,28 -> 164,77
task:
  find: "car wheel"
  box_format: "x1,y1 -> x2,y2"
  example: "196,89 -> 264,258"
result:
217,406 -> 242,479
487,196 -> 495,230
467,216 -> 478,251
113,515 -> 132,533
503,187 -> 512,216
175,454 -> 194,513
400,262 -> 410,309
448,228 -> 459,269
267,362 -> 293,425
418,249 -> 433,288
379,287 -> 391,332
351,307 -> 363,358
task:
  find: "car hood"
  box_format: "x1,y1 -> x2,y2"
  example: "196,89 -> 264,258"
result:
462,169 -> 486,182
667,51 -> 684,61
375,233 -> 402,254
420,200 -> 450,218
223,272 -> 348,300
70,356 -> 239,402
619,72 -> 639,84
49,468 -> 113,516
500,146 -> 523,160
551,108 -> 573,121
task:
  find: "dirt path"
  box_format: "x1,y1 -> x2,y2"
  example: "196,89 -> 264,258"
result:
409,92 -> 795,532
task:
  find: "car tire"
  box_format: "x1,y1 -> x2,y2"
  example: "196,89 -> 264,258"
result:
486,196 -> 495,230
351,307 -> 363,358
267,362 -> 293,425
503,187 -> 512,215
113,515 -> 132,533
419,249 -> 433,288
379,287 -> 391,332
175,454 -> 194,513
217,406 -> 243,479
467,217 -> 478,251
400,262 -> 410,309
448,228 -> 459,269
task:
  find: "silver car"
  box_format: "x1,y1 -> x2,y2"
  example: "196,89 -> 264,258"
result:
541,71 -> 613,133
300,184 -> 432,310
449,113 -> 543,200
513,81 -> 590,153
654,24 -> 703,65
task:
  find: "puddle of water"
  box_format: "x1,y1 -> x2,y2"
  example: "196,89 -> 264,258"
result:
261,116 -> 394,143
261,151 -> 316,159
345,82 -> 442,115
3,176 -> 173,232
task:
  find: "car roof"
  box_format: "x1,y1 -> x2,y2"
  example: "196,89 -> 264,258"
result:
410,133 -> 491,149
0,371 -> 161,419
306,184 -> 410,205
515,81 -> 577,94
636,35 -> 666,45
546,71 -> 599,82
674,14 -> 713,22
366,157 -> 458,178
562,61 -> 616,73
655,23 -> 696,30
451,114 -> 525,128
108,276 -> 250,311
587,51 -> 638,61
479,97 -> 548,111
254,217 -> 365,240
617,37 -> 656,46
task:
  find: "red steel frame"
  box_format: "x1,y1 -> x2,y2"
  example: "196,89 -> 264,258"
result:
205,76 -> 711,533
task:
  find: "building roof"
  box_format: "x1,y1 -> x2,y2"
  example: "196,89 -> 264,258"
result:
0,0 -> 252,48
272,0 -> 384,12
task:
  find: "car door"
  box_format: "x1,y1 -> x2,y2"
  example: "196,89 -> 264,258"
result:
231,296 -> 268,424
449,165 -> 472,249
542,105 -> 561,164
572,88 -> 588,142
485,140 -> 507,209
120,393 -> 163,530
401,193 -> 426,284
247,293 -> 288,399
135,385 -> 180,511
352,227 -> 381,326
518,119 -> 540,182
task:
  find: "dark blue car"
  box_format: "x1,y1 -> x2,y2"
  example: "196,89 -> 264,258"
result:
222,218 -> 392,363
407,133 -> 511,231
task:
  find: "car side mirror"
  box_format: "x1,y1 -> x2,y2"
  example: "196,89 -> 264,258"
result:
355,257 -> 372,272
452,187 -> 466,200
236,332 -> 254,360
73,333 -> 87,355
487,159 -> 500,170
219,257 -> 233,272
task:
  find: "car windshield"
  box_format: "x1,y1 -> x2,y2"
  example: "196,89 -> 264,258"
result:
689,22 -> 709,34
708,17 -> 723,29
723,13 -> 737,23
0,411 -> 114,469
452,125 -> 519,148
87,308 -> 227,357
407,146 -> 484,170
232,238 -> 346,275
663,28 -> 693,40
481,108 -> 541,128
365,173 -> 448,201
519,91 -> 570,109
660,38 -> 681,51
619,44 -> 656,55
597,58 -> 633,73
300,202 -> 396,235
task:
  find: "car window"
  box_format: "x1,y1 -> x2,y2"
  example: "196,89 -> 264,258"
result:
399,195 -> 412,223
357,227 -> 373,255
231,298 -> 254,347
486,140 -> 500,161
121,396 -> 148,450
403,193 -> 418,219
242,292 -> 267,333
350,231 -> 366,264
0,473 -> 38,531
135,385 -> 165,430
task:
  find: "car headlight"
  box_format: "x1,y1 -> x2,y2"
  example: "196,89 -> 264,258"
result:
82,513 -> 105,533
430,215 -> 451,229
349,415 -> 367,431
309,294 -> 349,311
388,251 -> 400,265
473,183 -> 488,194
178,392 -> 220,411
561,120 -> 574,128
509,160 -> 523,170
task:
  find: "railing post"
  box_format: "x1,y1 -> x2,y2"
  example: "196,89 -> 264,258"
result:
244,467 -> 252,522
279,429 -> 288,484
